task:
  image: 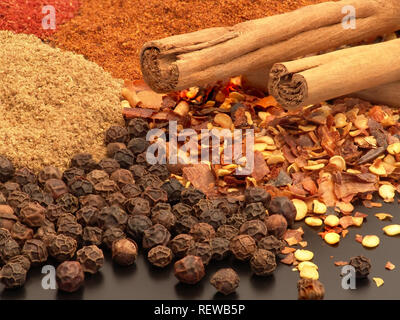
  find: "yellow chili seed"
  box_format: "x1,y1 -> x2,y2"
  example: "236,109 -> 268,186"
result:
378,184 -> 396,202
293,199 -> 308,221
362,235 -> 380,248
387,142 -> 400,155
329,155 -> 346,171
214,113 -> 233,129
382,224 -> 400,236
324,215 -> 340,227
305,217 -> 323,227
294,249 -> 314,262
299,266 -> 319,280
297,261 -> 318,271
313,200 -> 327,214
324,233 -> 340,245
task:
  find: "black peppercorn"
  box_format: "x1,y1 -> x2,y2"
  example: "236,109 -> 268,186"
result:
79,194 -> 106,209
230,235 -> 256,261
265,214 -> 287,239
244,187 -> 271,208
268,197 -> 296,227
199,209 -> 227,229
142,186 -> 168,205
106,192 -> 127,208
161,178 -> 183,205
125,197 -> 150,216
239,220 -> 268,241
56,261 -> 85,293
76,206 -> 99,227
174,255 -> 205,284
169,234 -> 195,258
21,239 -> 48,266
112,238 -> 138,266
19,202 -> 45,227
76,245 -> 104,274
0,182 -> 20,198
297,279 -> 325,300
44,204 -> 65,224
126,215 -> 152,241
102,227 -> 126,249
151,209 -> 176,230
210,237 -> 231,261
0,206 -> 18,231
13,167 -> 37,186
8,255 -> 31,271
148,245 -> 173,268
210,268 -> 240,295
181,187 -> 205,206
98,206 -> 128,230
189,222 -> 215,242
187,241 -> 213,265
152,202 -> 171,215
129,164 -> 148,180
243,202 -> 266,221
22,183 -> 41,197
172,202 -> 193,217
11,221 -> 33,246
98,158 -> 120,175
0,238 -> 20,262
250,249 -> 277,276
121,183 -> 142,199
34,224 -> 57,246
107,142 -> 127,158
57,221 -> 83,242
70,153 -> 97,173
127,118 -> 149,137
137,174 -> 163,189
127,137 -> 149,155
216,225 -> 239,241
147,164 -> 169,181
0,156 -> 15,183
110,169 -> 135,188
349,255 -> 371,279
44,179 -> 69,199
68,177 -> 94,197
30,189 -> 54,207
62,167 -> 85,185
0,227 -> 11,246
174,215 -> 199,234
0,262 -> 27,289
193,199 -> 214,218
114,149 -> 135,169
48,234 -> 77,262
38,166 -> 62,185
258,235 -> 286,255
82,226 -> 103,246
94,179 -> 120,196
86,170 -> 109,186
56,193 -> 79,213
7,190 -> 30,213
227,213 -> 247,230
142,224 -> 171,249
135,152 -> 149,167
57,212 -> 77,227
213,198 -> 242,216
0,192 -> 6,204
105,125 -> 129,144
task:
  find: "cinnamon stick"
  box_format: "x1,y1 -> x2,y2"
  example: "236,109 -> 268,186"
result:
269,39 -> 400,109
352,81 -> 400,108
140,0 -> 400,93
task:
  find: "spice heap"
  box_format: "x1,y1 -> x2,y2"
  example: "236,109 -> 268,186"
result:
0,0 -> 80,37
48,0 -> 326,80
0,31 -> 123,172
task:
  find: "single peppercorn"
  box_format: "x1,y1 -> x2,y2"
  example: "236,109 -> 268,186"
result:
19,202 -> 45,227
48,234 -> 77,262
161,178 -> 183,205
250,249 -> 277,276
213,198 -> 242,216
56,212 -> 77,227
0,156 -> 15,182
79,194 -> 107,209
98,206 -> 128,230
135,152 -> 150,167
199,209 -> 227,229
239,220 -> 268,241
0,182 -> 20,198
76,206 -> 99,227
114,149 -> 135,169
0,192 -> 6,204
21,239 -> 48,266
210,237 -> 231,261
169,234 -> 195,258
174,215 -> 199,234
137,174 -> 163,189
38,166 -> 62,185
7,191 -> 30,213
112,238 -> 138,266
147,164 -> 169,181
258,235 -> 286,255
187,241 -> 213,265
0,238 -> 20,262
105,126 -> 129,144
102,227 -> 126,249
107,142 -> 127,158
243,202 -> 266,221
57,220 -> 83,242
216,225 -> 239,241
127,137 -> 149,155
68,177 -> 94,197
0,227 -> 11,246
34,224 -> 57,246
62,167 -> 85,185
265,214 -> 287,239
70,153 -> 97,173
94,179 -> 120,197
210,268 -> 240,295
227,213 -> 247,230
181,187 -> 205,206
244,187 -> 271,208
126,215 -> 152,241
86,170 -> 109,186
152,202 -> 172,215
349,255 -> 371,279
189,223 -> 215,242
230,235 -> 256,261
76,245 -> 104,274
0,262 -> 27,289
127,118 -> 149,137
82,226 -> 103,246
142,224 -> 171,249
98,158 -> 120,175
45,204 -> 66,223
44,179 -> 69,200
56,261 -> 85,293
148,245 -> 173,268
11,221 -> 33,246
56,193 -> 79,213
268,197 -> 297,227
121,183 -> 142,198
297,279 -> 325,300
110,169 -> 135,188
106,192 -> 127,208
174,255 -> 205,284
193,199 -> 214,218
125,197 -> 150,216
31,189 -> 54,207
8,255 -> 31,271
142,187 -> 168,205
151,209 -> 176,230
22,183 -> 41,197
129,164 -> 148,180
13,167 -> 37,186
172,202 -> 193,217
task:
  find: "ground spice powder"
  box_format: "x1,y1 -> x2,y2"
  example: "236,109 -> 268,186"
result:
49,0 -> 327,81
0,31 -> 123,172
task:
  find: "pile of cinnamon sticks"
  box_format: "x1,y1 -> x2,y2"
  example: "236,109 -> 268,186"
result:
140,0 -> 400,109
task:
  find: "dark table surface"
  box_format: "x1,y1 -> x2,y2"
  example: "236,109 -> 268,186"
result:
1,196 -> 400,300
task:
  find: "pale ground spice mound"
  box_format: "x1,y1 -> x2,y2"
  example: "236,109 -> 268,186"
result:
0,31 -> 123,172
48,0 -> 327,80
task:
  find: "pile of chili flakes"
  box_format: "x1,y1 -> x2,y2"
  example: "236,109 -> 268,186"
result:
121,77 -> 400,251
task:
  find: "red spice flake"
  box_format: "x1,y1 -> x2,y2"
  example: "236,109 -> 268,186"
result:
123,108 -> 155,119
281,247 -> 296,254
334,261 -> 348,266
182,164 -> 217,197
385,261 -> 395,271
0,0 -> 80,37
251,151 -> 269,181
280,253 -> 295,265
254,96 -> 278,109
354,212 -> 368,218
363,200 -> 383,208
283,227 -> 304,246
341,229 -> 349,238
355,234 -> 363,243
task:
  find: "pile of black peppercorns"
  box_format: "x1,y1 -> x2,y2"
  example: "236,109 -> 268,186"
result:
0,118 -> 298,295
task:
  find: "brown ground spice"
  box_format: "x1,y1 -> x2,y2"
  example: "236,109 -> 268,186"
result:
48,0 -> 327,81
0,31 -> 123,172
